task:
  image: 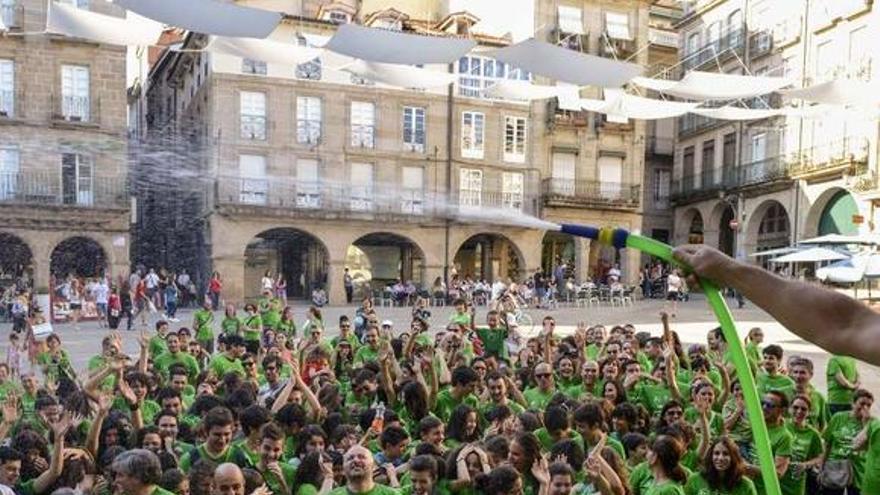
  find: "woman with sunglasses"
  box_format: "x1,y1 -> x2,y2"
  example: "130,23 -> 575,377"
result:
684,436 -> 756,495
782,395 -> 823,495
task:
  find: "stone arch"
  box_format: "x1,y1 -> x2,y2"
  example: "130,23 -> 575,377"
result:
453,232 -> 527,283
243,227 -> 330,300
745,199 -> 792,256
708,201 -> 737,256
345,232 -> 427,300
0,232 -> 34,282
676,208 -> 705,244
50,236 -> 107,279
804,187 -> 861,238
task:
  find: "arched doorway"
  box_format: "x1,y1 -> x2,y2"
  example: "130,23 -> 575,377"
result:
541,231 -> 575,277
818,190 -> 859,236
756,201 -> 791,250
454,234 -> 524,283
718,206 -> 735,256
0,233 -> 33,286
345,233 -> 426,300
244,228 -> 328,300
50,237 -> 106,279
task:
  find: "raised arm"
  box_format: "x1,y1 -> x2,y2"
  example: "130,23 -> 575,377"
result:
86,394 -> 112,459
32,414 -> 71,494
675,244 -> 880,365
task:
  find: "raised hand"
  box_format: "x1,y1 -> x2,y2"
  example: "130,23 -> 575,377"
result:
249,485 -> 273,495
530,456 -> 550,485
2,393 -> 19,425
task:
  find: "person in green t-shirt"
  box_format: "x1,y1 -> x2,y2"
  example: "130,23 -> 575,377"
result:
787,357 -> 828,432
401,454 -> 443,495
523,362 -> 558,411
747,391 -> 793,495
110,449 -> 176,495
220,303 -> 242,337
823,389 -> 874,494
354,327 -> 383,368
744,327 -> 764,370
756,345 -> 796,402
255,422 -> 298,495
433,367 -> 479,422
148,320 -> 170,358
856,413 -> 880,495
782,395 -> 823,495
277,306 -> 298,338
192,300 -> 216,354
565,360 -> 601,401
241,303 -> 263,355
207,335 -> 247,380
179,407 -> 236,472
475,310 -> 508,360
643,435 -> 688,495
826,354 -> 859,415
330,445 -> 400,494
154,332 -> 200,381
330,315 -> 358,350
262,297 -> 282,332
684,437 -> 756,495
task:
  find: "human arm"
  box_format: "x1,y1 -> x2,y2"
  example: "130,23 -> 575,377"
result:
674,244 -> 880,365
31,413 -> 71,495
505,374 -> 528,408
696,407 -> 711,460
318,458 -> 335,495
0,393 -> 19,442
85,394 -> 112,459
379,350 -> 397,408
834,371 -> 859,390
137,330 -> 149,373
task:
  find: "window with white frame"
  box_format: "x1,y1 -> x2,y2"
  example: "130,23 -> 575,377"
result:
238,154 -> 267,205
401,166 -> 424,214
242,59 -> 267,75
1,0 -> 19,29
653,169 -> 670,209
457,55 -> 530,98
0,59 -> 12,117
751,133 -> 767,161
686,32 -> 700,55
0,146 -> 19,200
598,155 -> 623,198
551,152 -> 576,196
502,172 -> 524,210
296,158 -> 320,208
504,116 -> 527,162
402,106 -> 426,152
61,65 -> 89,121
605,12 -> 631,40
557,6 -> 585,35
459,168 -> 482,207
461,111 -> 484,159
240,91 -> 266,140
61,152 -> 92,205
296,96 -> 321,144
351,101 -> 375,148
349,162 -> 374,211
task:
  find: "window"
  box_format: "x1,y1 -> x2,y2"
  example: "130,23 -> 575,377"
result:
682,146 -> 695,187
350,101 -> 375,148
504,116 -> 527,163
296,96 -> 321,144
61,153 -> 92,205
242,59 -> 267,75
401,166 -> 424,214
653,169 -> 670,209
723,133 -> 737,167
502,172 -> 524,210
727,10 -> 743,47
849,26 -> 871,80
686,32 -> 700,55
349,162 -> 374,211
558,6 -> 584,35
0,59 -> 12,117
598,155 -> 623,198
706,22 -> 721,51
240,91 -> 266,140
402,106 -> 426,152
457,55 -> 530,98
752,133 -> 767,161
605,12 -> 631,40
61,65 -> 89,121
0,146 -> 19,200
551,152 -> 576,196
702,140 -> 715,186
459,168 -> 482,207
296,159 -> 320,208
238,155 -> 267,205
1,0 -> 19,29
461,111 -> 485,159
59,0 -> 88,8
325,10 -> 350,24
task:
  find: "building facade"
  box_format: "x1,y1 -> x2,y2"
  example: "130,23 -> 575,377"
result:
0,0 -> 130,296
672,0 -> 879,265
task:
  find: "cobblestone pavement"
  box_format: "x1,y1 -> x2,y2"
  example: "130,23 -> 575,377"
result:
4,294 -> 879,410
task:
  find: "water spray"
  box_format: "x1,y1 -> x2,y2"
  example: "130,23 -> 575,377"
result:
558,223 -> 782,495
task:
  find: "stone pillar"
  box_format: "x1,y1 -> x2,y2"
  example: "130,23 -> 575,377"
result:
484,240 -> 494,281
213,255 -> 245,305
327,259 -> 346,306
621,248 -> 640,285
574,237 -> 590,284
424,264 -> 444,291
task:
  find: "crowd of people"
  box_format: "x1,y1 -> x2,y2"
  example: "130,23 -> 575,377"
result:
0,275 -> 875,495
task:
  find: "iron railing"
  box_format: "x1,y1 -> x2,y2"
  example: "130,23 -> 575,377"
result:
542,178 -> 641,207
681,27 -> 745,72
0,171 -> 128,208
788,138 -> 870,177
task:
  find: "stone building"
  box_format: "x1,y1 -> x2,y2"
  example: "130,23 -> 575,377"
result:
671,0 -> 879,265
0,0 -> 130,297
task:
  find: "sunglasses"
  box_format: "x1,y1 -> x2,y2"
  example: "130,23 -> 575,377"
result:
535,373 -> 552,378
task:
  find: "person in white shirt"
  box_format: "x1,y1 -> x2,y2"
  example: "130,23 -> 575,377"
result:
261,270 -> 274,292
93,278 -> 110,328
665,268 -> 683,315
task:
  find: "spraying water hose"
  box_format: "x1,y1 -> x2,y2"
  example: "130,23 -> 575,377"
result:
560,224 -> 781,495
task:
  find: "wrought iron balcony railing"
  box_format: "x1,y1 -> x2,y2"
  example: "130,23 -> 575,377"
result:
0,171 -> 128,208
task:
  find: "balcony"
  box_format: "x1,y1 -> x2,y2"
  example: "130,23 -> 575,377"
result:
600,35 -> 636,60
51,94 -> 100,127
681,28 -> 745,72
678,112 -> 726,139
670,167 -> 722,203
788,138 -> 870,179
548,100 -> 589,128
749,31 -> 773,58
648,28 -> 679,49
542,178 -> 641,210
0,171 -> 128,209
671,157 -> 792,203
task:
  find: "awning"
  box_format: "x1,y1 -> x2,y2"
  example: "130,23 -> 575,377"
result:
816,257 -> 866,283
799,233 -> 880,245
488,38 -> 642,87
632,71 -> 791,100
115,0 -> 282,38
770,247 -> 850,263
482,80 -> 579,101
579,94 -> 698,120
325,23 -> 476,64
748,247 -> 797,258
691,106 -> 783,120
46,2 -> 164,46
341,60 -> 457,89
206,36 -> 323,66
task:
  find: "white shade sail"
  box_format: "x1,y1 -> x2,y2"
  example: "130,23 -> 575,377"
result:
780,79 -> 880,106
816,257 -> 866,283
47,2 -> 164,46
206,36 -> 323,66
633,71 -> 791,100
341,60 -> 456,89
325,24 -> 476,64
691,106 -> 783,120
799,233 -> 880,245
488,38 -> 642,87
116,0 -> 282,38
749,247 -> 797,258
578,93 -> 696,120
770,247 -> 850,263
482,80 -> 579,101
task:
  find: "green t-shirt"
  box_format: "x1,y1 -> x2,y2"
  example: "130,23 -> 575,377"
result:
756,372 -> 796,402
745,342 -> 762,368
860,419 -> 880,495
193,309 -> 215,341
722,399 -> 753,444
802,387 -> 829,432
448,312 -> 471,327
242,314 -> 263,341
522,386 -> 556,411
824,411 -> 869,486
476,325 -> 508,358
154,351 -> 200,381
479,399 -> 524,419
209,353 -> 245,379
229,439 -> 260,468
645,480 -> 686,495
826,355 -> 858,405
329,484 -> 400,495
277,318 -> 297,338
684,407 -> 724,441
260,462 -> 297,495
633,380 -> 673,416
152,487 -> 177,495
684,473 -> 757,495
331,333 -> 359,351
582,435 -> 626,461
534,427 -> 583,451
354,345 -> 381,367
433,388 -> 478,422
149,335 -> 168,358
751,422 -> 792,495
781,421 -> 823,495
179,444 -> 233,473
221,316 -> 242,336
262,310 -> 281,331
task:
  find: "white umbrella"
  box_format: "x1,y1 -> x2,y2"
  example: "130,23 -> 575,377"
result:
799,233 -> 880,245
770,247 -> 850,263
749,246 -> 797,258
816,256 -> 867,283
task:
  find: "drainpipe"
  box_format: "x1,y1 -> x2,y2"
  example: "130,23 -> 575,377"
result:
444,68 -> 454,286
792,0 -> 811,244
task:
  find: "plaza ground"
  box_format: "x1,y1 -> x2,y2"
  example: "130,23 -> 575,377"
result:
5,294 -> 879,411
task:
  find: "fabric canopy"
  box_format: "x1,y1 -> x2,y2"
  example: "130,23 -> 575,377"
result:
341,60 -> 456,89
206,36 -> 322,66
770,247 -> 850,263
691,106 -> 783,120
46,2 -> 163,46
482,80 -> 579,101
325,24 -> 476,64
780,79 -> 880,106
488,38 -> 642,87
633,71 -> 791,100
116,0 -> 282,38
816,256 -> 866,283
800,233 -> 880,245
602,94 -> 698,119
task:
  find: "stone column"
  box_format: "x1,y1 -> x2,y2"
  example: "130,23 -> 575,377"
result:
621,248 -> 641,285
213,255 -> 245,305
327,259 -> 346,306
573,237 -> 590,284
